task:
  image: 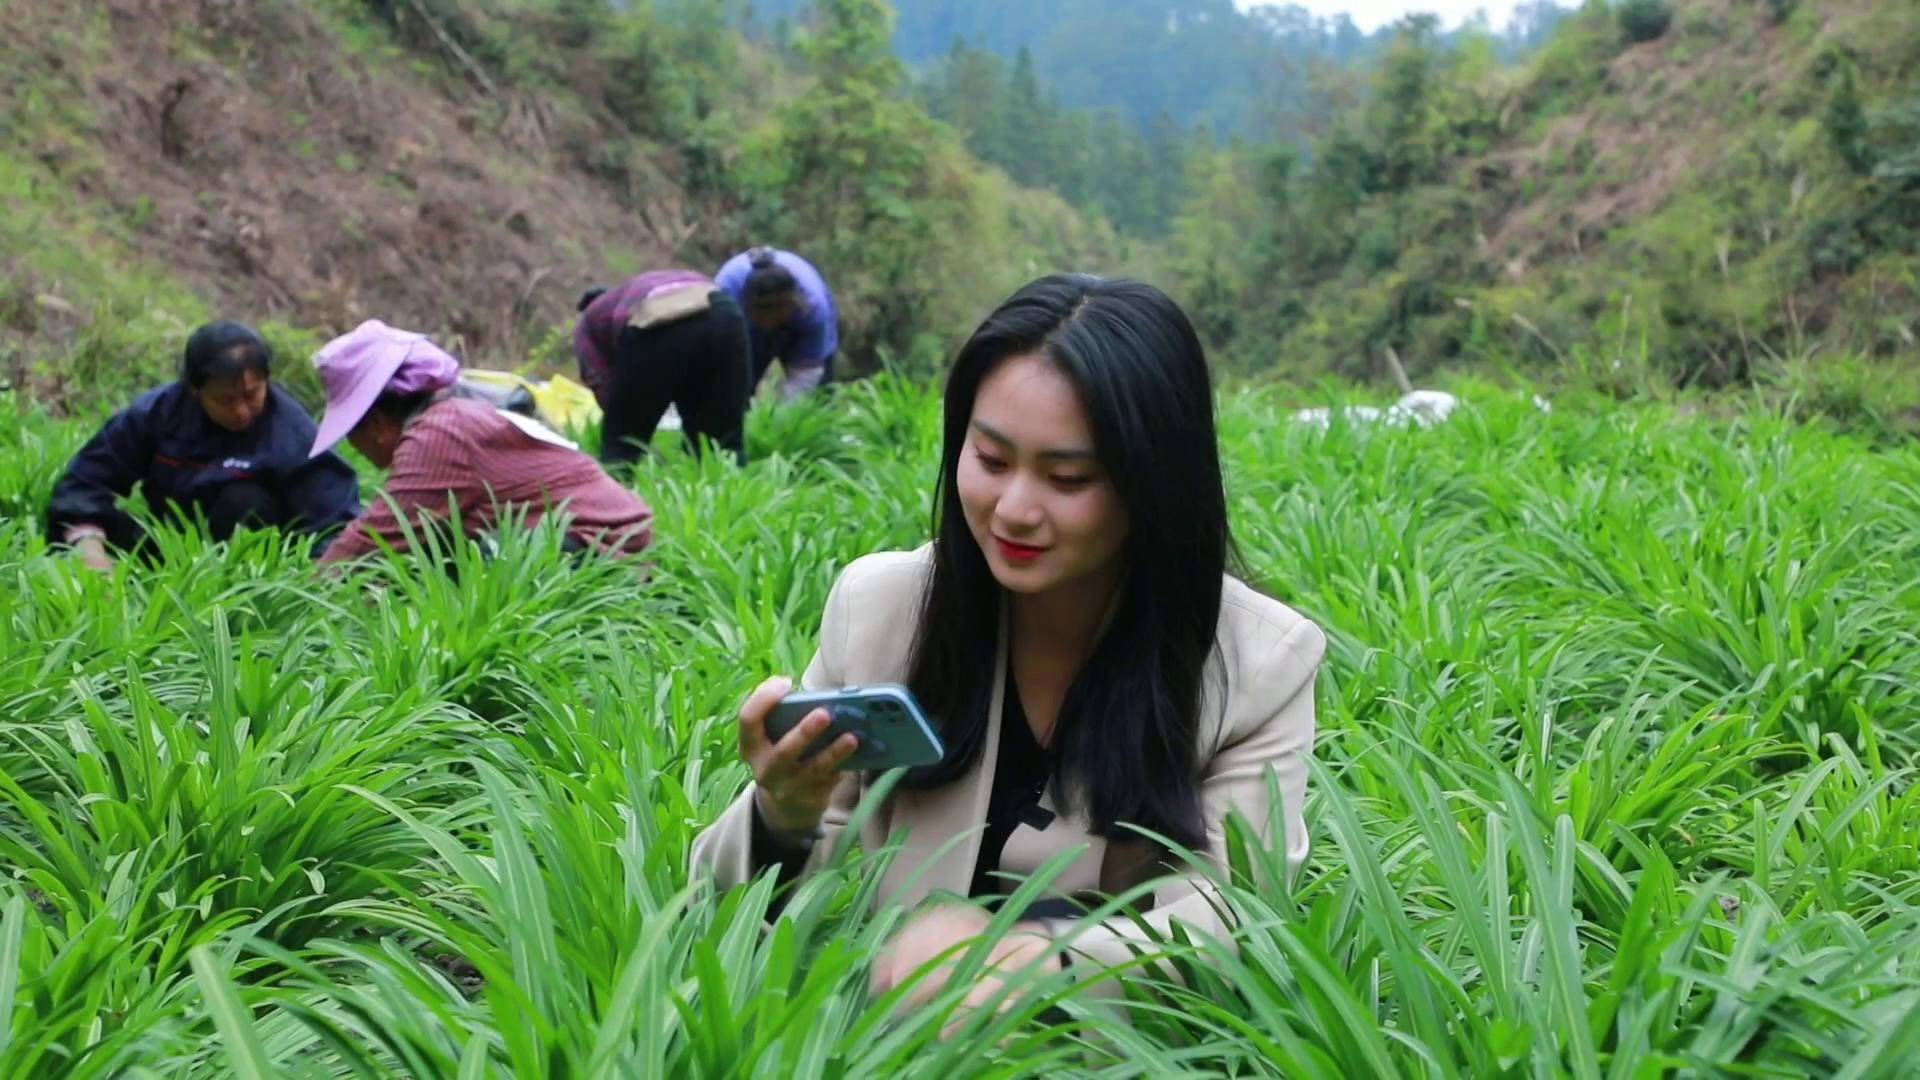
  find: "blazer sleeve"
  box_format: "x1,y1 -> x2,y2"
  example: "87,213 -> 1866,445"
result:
689,563 -> 865,889
45,403 -> 155,544
1062,615 -> 1325,972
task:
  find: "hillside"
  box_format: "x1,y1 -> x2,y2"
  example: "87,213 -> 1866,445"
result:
1474,0 -> 1917,362
0,0 -> 1124,413
0,0 -> 691,408
7,0 -> 1911,427
1172,0 -> 1920,423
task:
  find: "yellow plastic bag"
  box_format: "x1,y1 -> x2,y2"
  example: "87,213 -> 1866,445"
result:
461,370 -> 608,433
530,373 -> 604,432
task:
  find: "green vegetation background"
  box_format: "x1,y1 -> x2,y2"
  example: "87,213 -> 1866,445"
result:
3,1 -> 1920,1071
3,372 -> 1920,1068
3,0 -> 1915,434
3,378 -> 1919,1073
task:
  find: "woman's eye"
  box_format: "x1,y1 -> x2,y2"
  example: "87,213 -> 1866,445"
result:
1050,475 -> 1092,489
974,452 -> 1008,473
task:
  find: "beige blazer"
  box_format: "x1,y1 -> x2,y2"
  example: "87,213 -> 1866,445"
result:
689,545 -> 1325,971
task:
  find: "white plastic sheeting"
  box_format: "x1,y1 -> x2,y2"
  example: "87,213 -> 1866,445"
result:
1292,390 -> 1461,429
1290,390 -> 1552,429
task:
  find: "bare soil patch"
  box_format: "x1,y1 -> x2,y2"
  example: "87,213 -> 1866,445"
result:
9,0 -> 677,369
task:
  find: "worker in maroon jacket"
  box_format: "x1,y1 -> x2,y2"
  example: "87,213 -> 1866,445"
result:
573,270 -> 753,466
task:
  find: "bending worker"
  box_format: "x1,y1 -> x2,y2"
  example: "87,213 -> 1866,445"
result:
573,270 -> 752,465
310,320 -> 653,564
714,247 -> 839,401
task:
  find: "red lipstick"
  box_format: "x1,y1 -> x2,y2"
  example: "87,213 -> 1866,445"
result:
995,537 -> 1047,563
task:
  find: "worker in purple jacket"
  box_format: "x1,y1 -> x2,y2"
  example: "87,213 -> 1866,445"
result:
573,270 -> 752,465
714,247 -> 839,401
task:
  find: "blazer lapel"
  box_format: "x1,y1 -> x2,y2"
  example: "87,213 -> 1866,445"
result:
878,599 -> 1009,909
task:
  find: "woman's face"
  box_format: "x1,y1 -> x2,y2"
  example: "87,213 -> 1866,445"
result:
956,352 -> 1129,600
746,293 -> 800,332
194,369 -> 269,433
346,411 -> 402,469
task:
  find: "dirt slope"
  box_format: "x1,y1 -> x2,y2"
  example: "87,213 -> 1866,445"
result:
1443,0 -> 1918,382
1483,0 -> 1805,271
2,0 -> 677,377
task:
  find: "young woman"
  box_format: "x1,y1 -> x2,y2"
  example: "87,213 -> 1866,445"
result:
573,271 -> 753,465
713,247 -> 838,401
690,274 -> 1325,1013
46,320 -> 361,570
308,320 -> 653,564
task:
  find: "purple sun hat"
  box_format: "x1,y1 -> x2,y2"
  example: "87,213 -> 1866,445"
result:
308,319 -> 461,458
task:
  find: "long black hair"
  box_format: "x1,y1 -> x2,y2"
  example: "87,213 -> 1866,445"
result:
901,273 -> 1230,852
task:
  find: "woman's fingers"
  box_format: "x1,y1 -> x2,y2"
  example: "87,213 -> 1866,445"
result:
904,955 -> 971,1011
868,949 -> 898,997
741,682 -> 864,792
874,905 -> 991,1013
765,707 -> 832,773
803,732 -> 861,782
943,974 -> 1017,1041
871,912 -> 1059,1039
891,946 -> 955,1012
736,676 -> 792,760
738,683 -> 862,838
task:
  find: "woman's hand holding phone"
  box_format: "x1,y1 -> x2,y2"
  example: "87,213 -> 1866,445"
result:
738,676 -> 860,840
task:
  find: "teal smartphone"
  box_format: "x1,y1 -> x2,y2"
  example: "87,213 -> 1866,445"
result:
763,683 -> 945,771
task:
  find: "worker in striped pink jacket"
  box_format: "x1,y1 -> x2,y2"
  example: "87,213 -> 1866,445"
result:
309,320 -> 654,565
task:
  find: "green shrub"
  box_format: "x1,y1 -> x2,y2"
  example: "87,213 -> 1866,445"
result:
1617,0 -> 1673,43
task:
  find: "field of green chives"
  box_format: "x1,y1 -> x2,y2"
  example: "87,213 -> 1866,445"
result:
2,377 -> 1917,1077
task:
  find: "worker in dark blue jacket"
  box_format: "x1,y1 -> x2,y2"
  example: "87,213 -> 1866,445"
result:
45,321 -> 362,570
